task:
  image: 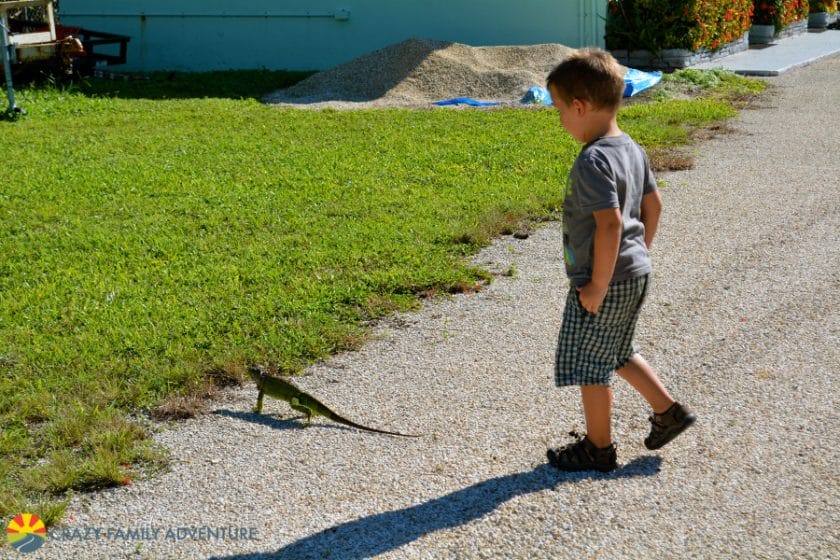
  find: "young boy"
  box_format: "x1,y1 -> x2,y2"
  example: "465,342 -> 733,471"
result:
545,48 -> 695,472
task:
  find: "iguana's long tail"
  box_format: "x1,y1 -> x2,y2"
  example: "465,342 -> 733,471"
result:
323,410 -> 420,438
294,391 -> 420,437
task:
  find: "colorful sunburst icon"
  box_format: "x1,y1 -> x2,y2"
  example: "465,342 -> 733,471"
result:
6,513 -> 47,553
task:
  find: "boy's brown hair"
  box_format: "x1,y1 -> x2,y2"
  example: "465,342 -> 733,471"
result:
546,48 -> 625,110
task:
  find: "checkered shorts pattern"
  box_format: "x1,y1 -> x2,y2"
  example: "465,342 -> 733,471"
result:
555,274 -> 649,386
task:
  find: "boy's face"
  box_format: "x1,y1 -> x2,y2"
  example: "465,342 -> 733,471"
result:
548,84 -> 588,143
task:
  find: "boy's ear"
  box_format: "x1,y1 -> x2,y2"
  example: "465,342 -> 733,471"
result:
571,98 -> 589,115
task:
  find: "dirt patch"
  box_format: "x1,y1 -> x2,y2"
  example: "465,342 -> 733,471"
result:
648,148 -> 696,172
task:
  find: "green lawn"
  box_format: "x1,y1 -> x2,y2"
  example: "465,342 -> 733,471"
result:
0,69 -> 762,524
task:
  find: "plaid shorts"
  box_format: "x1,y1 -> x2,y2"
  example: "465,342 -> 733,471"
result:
555,274 -> 649,386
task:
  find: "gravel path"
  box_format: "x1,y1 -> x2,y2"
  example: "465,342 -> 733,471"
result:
30,56 -> 839,560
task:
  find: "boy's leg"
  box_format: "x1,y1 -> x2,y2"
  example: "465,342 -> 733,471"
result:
549,287 -> 618,471
547,384 -> 617,471
581,385 -> 612,448
617,354 -> 674,414
618,354 -> 696,449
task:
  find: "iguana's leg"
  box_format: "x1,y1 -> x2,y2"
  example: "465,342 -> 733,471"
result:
290,397 -> 313,426
253,388 -> 264,414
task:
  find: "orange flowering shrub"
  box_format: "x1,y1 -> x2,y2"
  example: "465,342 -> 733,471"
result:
606,0 -> 754,52
809,0 -> 839,13
752,1 -> 811,27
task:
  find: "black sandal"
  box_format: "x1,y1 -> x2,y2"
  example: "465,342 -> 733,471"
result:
645,402 -> 696,450
547,431 -> 617,472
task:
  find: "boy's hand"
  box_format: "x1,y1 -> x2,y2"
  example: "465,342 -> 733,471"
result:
583,207 -> 621,314
576,282 -> 608,314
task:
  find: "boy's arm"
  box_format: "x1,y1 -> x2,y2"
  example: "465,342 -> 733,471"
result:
577,207 -> 622,314
641,190 -> 663,249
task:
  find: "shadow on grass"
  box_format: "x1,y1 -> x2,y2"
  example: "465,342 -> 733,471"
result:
15,69 -> 315,101
207,456 -> 662,560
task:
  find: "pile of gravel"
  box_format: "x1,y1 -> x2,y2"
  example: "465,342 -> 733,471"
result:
263,38 -> 577,109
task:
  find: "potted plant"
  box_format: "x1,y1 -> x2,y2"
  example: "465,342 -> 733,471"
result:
750,2 -> 779,42
809,0 -> 839,27
751,1 -> 811,43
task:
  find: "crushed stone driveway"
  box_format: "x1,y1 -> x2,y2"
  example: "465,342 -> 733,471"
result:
39,56 -> 839,560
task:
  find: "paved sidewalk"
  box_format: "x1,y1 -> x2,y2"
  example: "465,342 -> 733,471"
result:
694,28 -> 840,75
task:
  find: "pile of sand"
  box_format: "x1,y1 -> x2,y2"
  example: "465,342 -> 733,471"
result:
263,38 -> 577,109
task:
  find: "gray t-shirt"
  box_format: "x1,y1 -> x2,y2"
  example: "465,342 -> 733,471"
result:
562,133 -> 657,286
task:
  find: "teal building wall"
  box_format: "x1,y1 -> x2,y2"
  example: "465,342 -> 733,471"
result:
59,1 -> 607,71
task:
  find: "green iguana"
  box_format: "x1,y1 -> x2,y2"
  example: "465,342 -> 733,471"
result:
246,365 -> 419,438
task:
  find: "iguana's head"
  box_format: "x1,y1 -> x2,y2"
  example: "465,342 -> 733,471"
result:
246,364 -> 266,382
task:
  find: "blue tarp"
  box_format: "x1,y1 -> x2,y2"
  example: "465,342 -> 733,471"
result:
436,68 -> 662,107
521,86 -> 552,105
623,68 -> 663,97
433,97 -> 503,107
519,68 -> 663,105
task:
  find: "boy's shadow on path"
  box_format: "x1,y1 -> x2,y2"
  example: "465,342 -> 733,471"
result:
208,439 -> 662,560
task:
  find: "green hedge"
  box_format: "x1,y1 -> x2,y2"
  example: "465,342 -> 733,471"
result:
606,0 -> 754,52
